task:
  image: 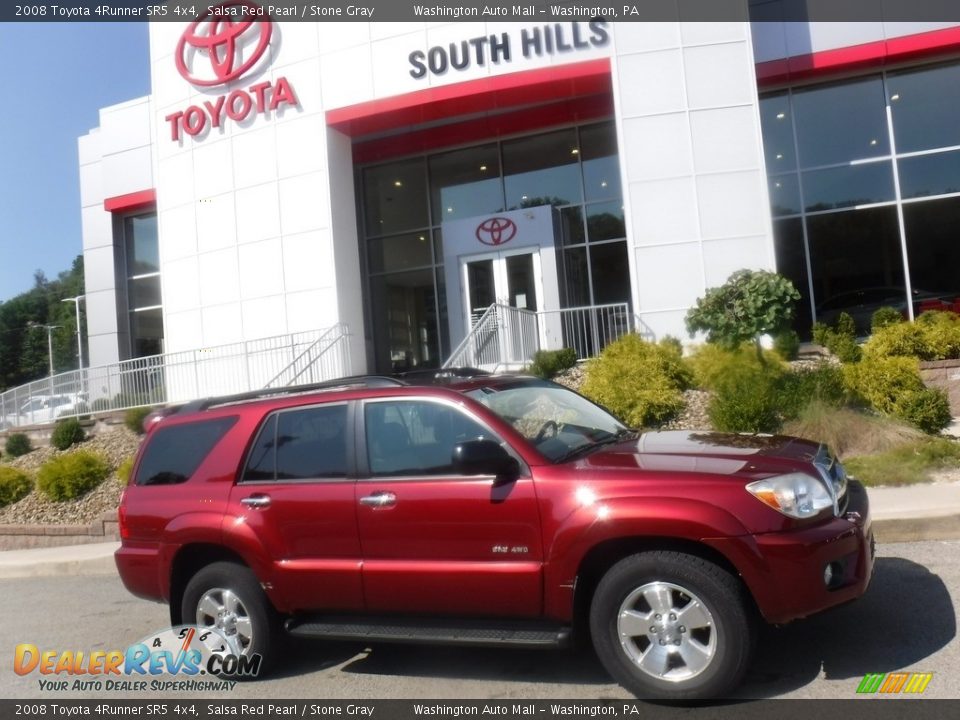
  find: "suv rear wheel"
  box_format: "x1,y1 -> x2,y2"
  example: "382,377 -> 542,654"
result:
182,561 -> 277,673
589,551 -> 753,700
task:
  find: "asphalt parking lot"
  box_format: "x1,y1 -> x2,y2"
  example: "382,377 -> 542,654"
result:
0,541 -> 956,701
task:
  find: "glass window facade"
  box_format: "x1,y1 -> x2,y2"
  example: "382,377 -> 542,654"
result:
123,213 -> 163,357
360,122 -> 629,373
760,61 -> 960,337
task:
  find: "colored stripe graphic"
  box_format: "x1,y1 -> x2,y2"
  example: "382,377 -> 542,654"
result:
904,673 -> 934,694
880,673 -> 910,693
857,672 -> 934,694
857,673 -> 885,693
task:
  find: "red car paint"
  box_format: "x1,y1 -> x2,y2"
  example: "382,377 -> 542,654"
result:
116,378 -> 873,631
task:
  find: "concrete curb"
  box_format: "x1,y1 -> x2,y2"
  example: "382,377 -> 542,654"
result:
873,514 -> 960,543
0,541 -> 119,580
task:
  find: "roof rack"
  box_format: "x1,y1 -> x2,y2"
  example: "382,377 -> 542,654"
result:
395,367 -> 492,384
176,375 -> 407,415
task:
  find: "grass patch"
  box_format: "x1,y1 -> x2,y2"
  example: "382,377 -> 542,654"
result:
844,437 -> 960,487
782,400 -> 924,460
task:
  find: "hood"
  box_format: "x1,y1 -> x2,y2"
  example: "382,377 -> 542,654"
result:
579,430 -> 821,478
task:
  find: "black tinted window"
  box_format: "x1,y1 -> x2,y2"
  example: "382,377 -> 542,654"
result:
135,417 -> 237,486
243,405 -> 348,481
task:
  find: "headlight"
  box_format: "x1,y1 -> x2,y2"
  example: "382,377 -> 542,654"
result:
746,473 -> 834,519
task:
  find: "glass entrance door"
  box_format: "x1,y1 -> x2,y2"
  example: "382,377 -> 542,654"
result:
462,249 -> 541,328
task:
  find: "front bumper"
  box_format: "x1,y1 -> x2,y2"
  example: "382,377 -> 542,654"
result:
708,480 -> 874,624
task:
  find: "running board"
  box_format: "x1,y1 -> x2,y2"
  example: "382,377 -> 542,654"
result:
285,616 -> 571,649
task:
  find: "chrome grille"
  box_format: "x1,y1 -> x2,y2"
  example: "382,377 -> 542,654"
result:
814,445 -> 848,516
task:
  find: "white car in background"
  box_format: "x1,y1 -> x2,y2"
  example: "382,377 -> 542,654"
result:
0,394 -> 83,429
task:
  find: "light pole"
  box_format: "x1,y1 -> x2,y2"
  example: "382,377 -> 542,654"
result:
61,295 -> 85,370
28,322 -> 61,378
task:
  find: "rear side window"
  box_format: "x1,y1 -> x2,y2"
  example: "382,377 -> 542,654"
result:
135,416 -> 238,486
242,404 -> 348,481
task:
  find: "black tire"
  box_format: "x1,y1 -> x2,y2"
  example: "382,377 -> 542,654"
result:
181,561 -> 278,677
589,551 -> 753,701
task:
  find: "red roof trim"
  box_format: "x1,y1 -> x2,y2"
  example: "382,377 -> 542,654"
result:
103,189 -> 157,214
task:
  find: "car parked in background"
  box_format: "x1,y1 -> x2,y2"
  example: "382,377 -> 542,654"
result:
816,286 -> 957,334
0,393 -> 83,429
115,373 -> 874,700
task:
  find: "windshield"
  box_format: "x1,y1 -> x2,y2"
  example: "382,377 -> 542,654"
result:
465,380 -> 628,462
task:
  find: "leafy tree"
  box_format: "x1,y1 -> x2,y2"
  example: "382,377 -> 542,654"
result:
685,269 -> 801,362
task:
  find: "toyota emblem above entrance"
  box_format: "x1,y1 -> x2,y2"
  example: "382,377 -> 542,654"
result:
475,217 -> 518,246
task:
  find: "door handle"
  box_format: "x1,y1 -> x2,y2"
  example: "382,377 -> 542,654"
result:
359,492 -> 397,508
240,495 -> 271,509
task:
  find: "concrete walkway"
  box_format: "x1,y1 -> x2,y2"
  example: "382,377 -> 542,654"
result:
0,476 -> 958,579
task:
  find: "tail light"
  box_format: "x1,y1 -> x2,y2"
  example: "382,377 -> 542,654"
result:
118,489 -> 129,540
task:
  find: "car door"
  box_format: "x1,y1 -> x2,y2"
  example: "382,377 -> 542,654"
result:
225,401 -> 364,612
356,397 -> 544,617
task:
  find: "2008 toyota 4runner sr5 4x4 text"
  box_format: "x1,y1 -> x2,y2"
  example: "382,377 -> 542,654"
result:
116,373 -> 874,700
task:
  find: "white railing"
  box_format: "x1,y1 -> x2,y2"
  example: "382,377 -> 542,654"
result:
539,303 -> 633,360
443,304 -> 539,372
0,325 -> 351,430
443,302 -> 634,372
264,324 -> 350,388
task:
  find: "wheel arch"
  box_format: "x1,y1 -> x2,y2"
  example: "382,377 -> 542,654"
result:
168,544 -> 256,626
571,536 -> 756,641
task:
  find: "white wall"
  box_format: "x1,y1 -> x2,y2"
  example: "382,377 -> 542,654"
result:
78,96 -> 154,368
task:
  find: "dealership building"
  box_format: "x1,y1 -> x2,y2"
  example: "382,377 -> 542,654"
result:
78,11 -> 960,378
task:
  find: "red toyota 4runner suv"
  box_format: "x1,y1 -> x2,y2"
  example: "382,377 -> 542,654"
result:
116,374 -> 874,700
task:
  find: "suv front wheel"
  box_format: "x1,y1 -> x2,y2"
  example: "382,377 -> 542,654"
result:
589,551 -> 753,700
182,561 -> 277,673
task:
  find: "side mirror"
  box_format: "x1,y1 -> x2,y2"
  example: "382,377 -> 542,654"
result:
452,440 -> 519,480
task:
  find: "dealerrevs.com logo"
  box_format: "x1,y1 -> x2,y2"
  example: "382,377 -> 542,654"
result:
14,625 -> 261,692
165,1 -> 298,142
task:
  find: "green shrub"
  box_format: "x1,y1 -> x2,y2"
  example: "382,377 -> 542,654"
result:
862,322 -> 931,360
51,418 -> 86,451
0,467 -> 32,507
36,451 -> 110,501
117,456 -> 135,485
708,364 -> 782,433
688,343 -> 784,391
581,334 -> 692,428
842,356 -> 925,415
871,306 -> 904,333
124,406 -> 153,435
915,310 -> 960,359
5,433 -> 32,458
845,437 -> 960,486
776,363 -> 848,420
773,330 -> 800,361
90,398 -> 113,412
811,319 -> 861,363
893,388 -> 952,434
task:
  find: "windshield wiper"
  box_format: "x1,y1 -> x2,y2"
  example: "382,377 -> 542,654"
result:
554,428 -> 637,464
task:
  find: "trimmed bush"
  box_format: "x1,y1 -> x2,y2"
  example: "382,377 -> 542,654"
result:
527,348 -> 578,380
863,312 -> 960,362
871,306 -> 904,333
5,433 -> 32,458
835,312 -> 857,339
812,319 -> 861,363
708,364 -> 782,433
36,451 -> 110,501
688,343 -> 784,391
51,418 -> 86,451
125,406 -> 153,435
0,467 -> 32,508
581,334 -> 692,428
773,330 -> 800,361
776,363 -> 848,420
893,388 -> 952,435
117,456 -> 135,485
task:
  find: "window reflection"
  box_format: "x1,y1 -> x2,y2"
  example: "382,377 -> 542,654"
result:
429,144 -> 504,224
904,197 -> 960,306
369,269 -> 441,374
769,173 -> 801,216
364,159 -> 429,236
503,129 -> 583,209
888,63 -> 960,154
759,93 -> 796,174
581,122 -> 622,201
793,77 -> 889,168
898,150 -> 960,199
802,162 -> 895,212
772,218 -> 812,339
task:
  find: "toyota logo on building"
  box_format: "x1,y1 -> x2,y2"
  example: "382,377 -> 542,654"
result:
475,217 -> 518,246
175,1 -> 273,87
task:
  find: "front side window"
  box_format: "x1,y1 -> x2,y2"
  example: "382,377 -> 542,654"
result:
365,400 -> 492,477
242,405 -> 348,482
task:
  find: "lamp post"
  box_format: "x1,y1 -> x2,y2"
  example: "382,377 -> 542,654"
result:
28,323 -> 61,395
61,295 -> 85,370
